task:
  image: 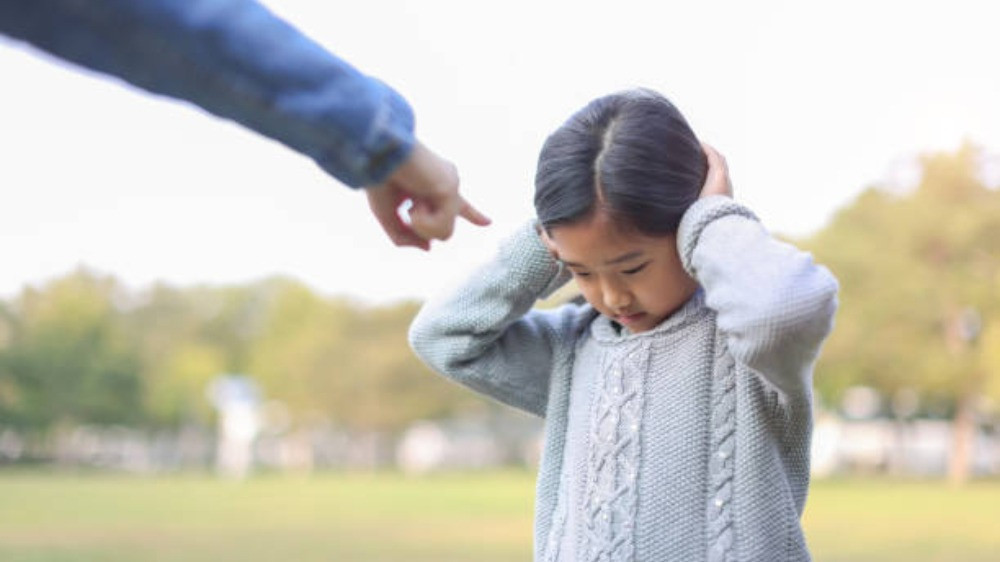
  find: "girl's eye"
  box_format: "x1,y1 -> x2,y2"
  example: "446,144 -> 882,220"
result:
622,263 -> 648,275
571,270 -> 591,278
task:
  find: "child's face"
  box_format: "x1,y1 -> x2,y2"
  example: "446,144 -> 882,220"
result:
547,214 -> 698,333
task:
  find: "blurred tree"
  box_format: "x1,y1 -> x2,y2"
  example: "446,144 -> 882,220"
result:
335,302 -> 479,434
247,285 -> 476,434
805,143 -> 1000,483
0,269 -> 498,466
0,302 -> 18,426
0,270 -> 143,429
127,284 -> 226,426
198,284 -> 269,375
245,278 -> 354,421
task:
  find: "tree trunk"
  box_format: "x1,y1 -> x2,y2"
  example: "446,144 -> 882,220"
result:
947,390 -> 978,486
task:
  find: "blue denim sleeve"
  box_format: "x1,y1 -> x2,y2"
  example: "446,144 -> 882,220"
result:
0,0 -> 416,188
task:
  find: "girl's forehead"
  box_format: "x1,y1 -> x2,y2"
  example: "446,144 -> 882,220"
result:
549,215 -> 630,246
549,219 -> 670,266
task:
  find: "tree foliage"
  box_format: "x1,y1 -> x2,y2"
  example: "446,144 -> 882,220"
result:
0,271 -> 143,428
0,272 -> 479,434
804,143 -> 1000,415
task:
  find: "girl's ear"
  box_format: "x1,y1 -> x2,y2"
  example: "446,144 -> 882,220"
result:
535,223 -> 561,260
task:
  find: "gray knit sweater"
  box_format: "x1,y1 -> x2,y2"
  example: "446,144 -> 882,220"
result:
409,196 -> 839,561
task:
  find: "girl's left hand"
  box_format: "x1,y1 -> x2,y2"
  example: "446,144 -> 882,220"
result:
700,142 -> 733,199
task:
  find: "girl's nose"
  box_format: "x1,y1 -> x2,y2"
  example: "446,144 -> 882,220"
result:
602,282 -> 632,311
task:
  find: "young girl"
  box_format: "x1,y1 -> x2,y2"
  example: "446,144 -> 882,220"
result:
409,88 -> 838,561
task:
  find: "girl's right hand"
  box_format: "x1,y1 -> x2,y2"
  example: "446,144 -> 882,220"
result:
700,143 -> 733,199
535,222 -> 561,261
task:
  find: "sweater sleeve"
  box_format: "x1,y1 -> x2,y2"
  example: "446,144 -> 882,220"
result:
0,0 -> 414,187
677,196 -> 839,398
408,222 -> 581,417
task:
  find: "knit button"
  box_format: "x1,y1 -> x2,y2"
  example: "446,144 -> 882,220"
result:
714,498 -> 724,507
718,451 -> 728,459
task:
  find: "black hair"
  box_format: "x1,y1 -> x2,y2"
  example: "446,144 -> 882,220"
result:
534,88 -> 706,236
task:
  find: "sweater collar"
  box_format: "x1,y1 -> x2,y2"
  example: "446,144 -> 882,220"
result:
589,289 -> 707,344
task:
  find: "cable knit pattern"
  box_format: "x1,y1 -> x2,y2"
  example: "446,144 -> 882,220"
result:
707,333 -> 737,562
543,490 -> 570,562
582,342 -> 650,562
409,197 -> 839,561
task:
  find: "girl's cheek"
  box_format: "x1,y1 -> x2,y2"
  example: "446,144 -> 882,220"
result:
577,285 -> 599,306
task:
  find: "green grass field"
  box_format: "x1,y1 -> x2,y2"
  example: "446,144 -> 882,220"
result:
0,471 -> 997,561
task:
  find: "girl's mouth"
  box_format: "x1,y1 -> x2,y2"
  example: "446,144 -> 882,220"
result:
616,312 -> 646,326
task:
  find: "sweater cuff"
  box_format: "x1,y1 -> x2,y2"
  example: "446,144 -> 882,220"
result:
498,221 -> 572,299
677,196 -> 759,276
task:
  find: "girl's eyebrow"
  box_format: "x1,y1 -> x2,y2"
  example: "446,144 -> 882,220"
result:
562,251 -> 644,268
606,251 -> 644,265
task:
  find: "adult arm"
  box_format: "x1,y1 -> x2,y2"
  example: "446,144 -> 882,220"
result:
0,0 -> 413,188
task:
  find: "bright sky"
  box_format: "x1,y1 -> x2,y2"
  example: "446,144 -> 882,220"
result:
1,0 -> 998,304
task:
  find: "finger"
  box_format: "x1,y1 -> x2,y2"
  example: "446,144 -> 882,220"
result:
367,187 -> 432,249
409,197 -> 460,241
458,197 -> 492,226
379,211 -> 430,249
701,142 -> 723,176
409,207 -> 454,241
392,221 -> 432,249
699,142 -> 732,197
367,189 -> 401,233
536,226 -> 561,259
